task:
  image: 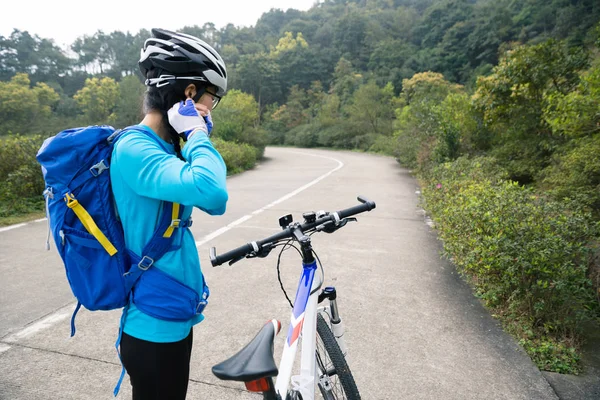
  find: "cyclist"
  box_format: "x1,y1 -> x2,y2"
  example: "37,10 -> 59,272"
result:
110,28 -> 228,400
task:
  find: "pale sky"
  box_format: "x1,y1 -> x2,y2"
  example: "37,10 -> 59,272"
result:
2,0 -> 319,48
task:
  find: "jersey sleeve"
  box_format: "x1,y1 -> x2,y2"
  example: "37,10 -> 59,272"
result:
113,130 -> 228,215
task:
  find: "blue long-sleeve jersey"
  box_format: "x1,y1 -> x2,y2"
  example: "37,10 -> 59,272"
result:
110,124 -> 228,342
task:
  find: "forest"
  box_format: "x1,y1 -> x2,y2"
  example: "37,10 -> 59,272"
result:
1,0 -> 600,375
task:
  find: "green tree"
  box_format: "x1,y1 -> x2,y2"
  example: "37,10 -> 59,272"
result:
271,85 -> 310,130
330,58 -> 363,105
114,76 -> 146,128
346,81 -> 395,136
212,89 -> 261,143
71,33 -> 103,74
400,71 -> 462,105
474,39 -> 589,182
333,11 -> 369,68
368,39 -> 415,92
0,73 -> 59,134
236,53 -> 281,113
0,29 -> 71,83
544,58 -> 600,137
73,77 -> 120,124
270,32 -> 326,96
411,0 -> 473,48
394,72 -> 463,169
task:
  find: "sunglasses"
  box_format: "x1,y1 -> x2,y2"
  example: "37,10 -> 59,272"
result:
204,89 -> 222,110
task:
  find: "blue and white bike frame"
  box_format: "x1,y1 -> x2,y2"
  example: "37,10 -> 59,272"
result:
275,259 -> 322,398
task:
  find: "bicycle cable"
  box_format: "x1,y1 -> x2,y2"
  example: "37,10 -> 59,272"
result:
275,237 -> 326,309
276,240 -> 301,308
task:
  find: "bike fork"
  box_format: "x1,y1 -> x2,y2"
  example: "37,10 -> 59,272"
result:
318,287 -> 347,355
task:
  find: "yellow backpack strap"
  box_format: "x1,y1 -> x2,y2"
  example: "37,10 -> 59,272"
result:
65,193 -> 118,256
163,203 -> 181,238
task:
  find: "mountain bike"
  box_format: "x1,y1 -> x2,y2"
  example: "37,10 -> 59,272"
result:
209,196 -> 376,400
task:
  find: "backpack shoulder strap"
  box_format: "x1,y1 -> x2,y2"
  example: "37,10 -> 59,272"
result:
122,200 -> 190,289
138,201 -> 186,269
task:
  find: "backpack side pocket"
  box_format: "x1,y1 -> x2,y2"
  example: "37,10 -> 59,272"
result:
61,227 -> 128,310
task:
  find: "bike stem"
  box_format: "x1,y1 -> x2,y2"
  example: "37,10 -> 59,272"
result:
292,226 -> 315,264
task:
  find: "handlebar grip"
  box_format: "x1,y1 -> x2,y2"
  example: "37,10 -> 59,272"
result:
210,243 -> 253,267
337,196 -> 376,219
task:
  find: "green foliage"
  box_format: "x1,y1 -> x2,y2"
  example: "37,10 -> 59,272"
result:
271,31 -> 308,55
346,81 -> 395,136
0,134 -> 46,217
271,79 -> 399,151
519,337 -> 581,375
474,40 -> 589,132
212,89 -> 266,155
114,76 -> 145,128
0,29 -> 71,82
541,135 -> 600,210
235,52 -> 281,110
271,85 -> 310,130
333,11 -> 370,68
284,124 -> 319,148
394,72 -> 466,170
369,135 -> 397,156
544,58 -> 600,137
211,138 -> 257,175
0,73 -> 59,135
422,156 -> 599,373
73,77 -> 120,125
401,71 -> 464,104
330,58 -> 363,105
213,89 -> 258,141
472,39 -> 590,183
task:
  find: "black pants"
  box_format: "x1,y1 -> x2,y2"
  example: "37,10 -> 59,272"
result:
120,329 -> 193,400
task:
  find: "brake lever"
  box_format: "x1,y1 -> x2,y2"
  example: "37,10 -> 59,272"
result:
245,243 -> 275,260
228,255 -> 245,266
319,217 -> 357,233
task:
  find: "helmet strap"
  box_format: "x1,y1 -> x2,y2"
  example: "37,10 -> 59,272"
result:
192,86 -> 206,103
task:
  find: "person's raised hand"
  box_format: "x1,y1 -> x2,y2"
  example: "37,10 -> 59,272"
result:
167,99 -> 208,140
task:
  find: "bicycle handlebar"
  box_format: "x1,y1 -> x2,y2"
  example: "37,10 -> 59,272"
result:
210,196 -> 376,267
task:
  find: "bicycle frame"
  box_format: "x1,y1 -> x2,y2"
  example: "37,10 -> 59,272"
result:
274,258 -> 322,399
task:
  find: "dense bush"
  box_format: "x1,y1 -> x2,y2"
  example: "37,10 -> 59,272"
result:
422,157 -> 599,373
0,134 -> 47,217
212,138 -> 258,175
541,135 -> 600,211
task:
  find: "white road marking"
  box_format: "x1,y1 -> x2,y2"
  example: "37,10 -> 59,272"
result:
0,217 -> 46,232
0,223 -> 26,233
195,152 -> 344,247
3,303 -> 74,344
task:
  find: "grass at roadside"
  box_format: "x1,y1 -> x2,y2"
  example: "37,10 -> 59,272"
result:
0,211 -> 47,227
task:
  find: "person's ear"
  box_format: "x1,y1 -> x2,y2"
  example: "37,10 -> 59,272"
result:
184,84 -> 196,100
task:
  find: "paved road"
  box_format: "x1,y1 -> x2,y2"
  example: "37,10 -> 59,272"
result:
0,147 -> 558,399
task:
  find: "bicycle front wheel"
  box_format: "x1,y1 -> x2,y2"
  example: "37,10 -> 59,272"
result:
315,313 -> 360,400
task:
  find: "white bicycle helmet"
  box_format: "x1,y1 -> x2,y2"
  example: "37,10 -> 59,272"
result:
139,28 -> 227,96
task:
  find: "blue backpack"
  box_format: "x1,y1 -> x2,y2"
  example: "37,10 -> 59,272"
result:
36,125 -> 210,394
